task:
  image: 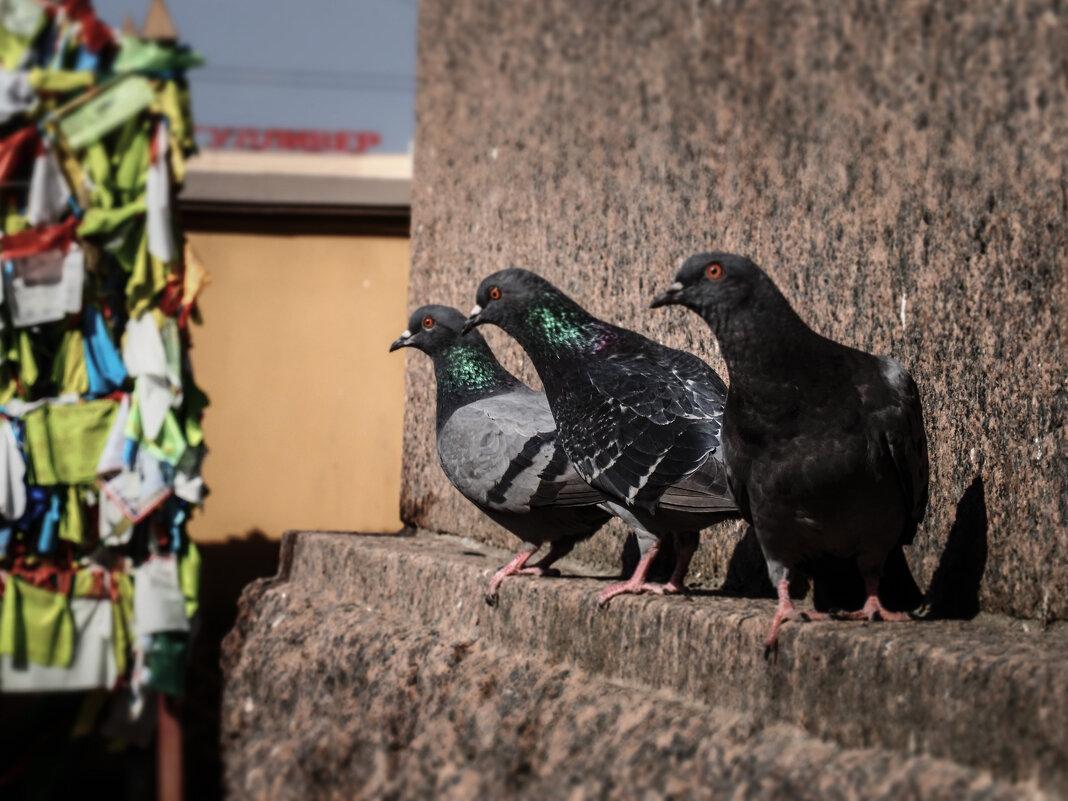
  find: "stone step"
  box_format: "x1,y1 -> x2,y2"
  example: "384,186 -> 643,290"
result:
222,531 -> 1066,799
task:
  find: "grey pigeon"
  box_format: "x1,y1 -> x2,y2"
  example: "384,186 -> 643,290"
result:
390,305 -> 612,603
463,271 -> 739,606
651,252 -> 928,651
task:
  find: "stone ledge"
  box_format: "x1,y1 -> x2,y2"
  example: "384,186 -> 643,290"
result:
222,530 -> 1066,798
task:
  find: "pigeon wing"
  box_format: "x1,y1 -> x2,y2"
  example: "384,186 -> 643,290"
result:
655,455 -> 736,514
559,350 -> 726,513
438,389 -> 603,514
870,357 -> 930,539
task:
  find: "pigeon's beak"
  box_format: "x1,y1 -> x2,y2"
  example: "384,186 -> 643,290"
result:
650,281 -> 685,309
461,304 -> 483,335
389,329 -> 413,352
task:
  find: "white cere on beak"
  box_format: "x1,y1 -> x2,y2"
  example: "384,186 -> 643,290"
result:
668,281 -> 684,292
400,329 -> 411,339
469,304 -> 482,316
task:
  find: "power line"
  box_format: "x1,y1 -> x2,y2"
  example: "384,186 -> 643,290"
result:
194,65 -> 415,94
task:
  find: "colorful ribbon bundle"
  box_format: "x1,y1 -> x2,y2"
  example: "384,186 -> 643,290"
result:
0,0 -> 207,719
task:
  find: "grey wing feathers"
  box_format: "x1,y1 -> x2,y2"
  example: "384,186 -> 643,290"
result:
525,440 -> 608,507
572,352 -> 726,513
656,457 -> 736,514
437,388 -> 603,514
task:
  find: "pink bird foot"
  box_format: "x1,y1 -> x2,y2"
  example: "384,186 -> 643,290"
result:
484,540 -> 575,606
484,550 -> 537,606
597,532 -> 700,608
764,579 -> 828,658
597,578 -> 679,607
832,579 -> 913,622
597,539 -> 691,608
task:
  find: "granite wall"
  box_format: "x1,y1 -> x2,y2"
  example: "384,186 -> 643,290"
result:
401,0 -> 1067,620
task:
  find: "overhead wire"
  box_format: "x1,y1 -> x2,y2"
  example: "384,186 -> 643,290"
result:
193,65 -> 416,94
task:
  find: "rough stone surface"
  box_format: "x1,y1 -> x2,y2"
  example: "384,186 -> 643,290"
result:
222,532 -> 1066,798
402,0 -> 1068,620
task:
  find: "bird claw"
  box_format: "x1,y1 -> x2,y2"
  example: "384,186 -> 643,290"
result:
832,596 -> 911,622
596,580 -> 674,608
485,562 -> 565,607
515,566 -> 559,578
874,609 -> 912,622
763,596 -> 827,656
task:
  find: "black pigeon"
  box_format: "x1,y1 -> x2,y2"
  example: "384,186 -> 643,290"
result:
390,305 -> 612,604
464,271 -> 739,605
652,253 -> 929,650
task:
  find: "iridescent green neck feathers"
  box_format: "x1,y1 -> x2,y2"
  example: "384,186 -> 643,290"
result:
520,297 -> 595,356
438,343 -> 506,392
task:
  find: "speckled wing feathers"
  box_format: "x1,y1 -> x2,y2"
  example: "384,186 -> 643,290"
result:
557,343 -> 730,515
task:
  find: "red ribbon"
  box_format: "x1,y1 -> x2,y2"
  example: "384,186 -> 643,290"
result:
61,0 -> 115,54
157,274 -> 183,317
0,217 -> 78,259
7,561 -> 74,596
0,127 -> 41,184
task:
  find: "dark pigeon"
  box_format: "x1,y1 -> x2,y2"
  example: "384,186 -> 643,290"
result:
652,252 -> 929,651
390,304 -> 612,604
464,271 -> 739,606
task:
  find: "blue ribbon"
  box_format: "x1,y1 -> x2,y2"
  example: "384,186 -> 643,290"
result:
123,438 -> 138,470
162,498 -> 187,553
83,304 -> 128,396
36,492 -> 62,554
72,46 -> 99,73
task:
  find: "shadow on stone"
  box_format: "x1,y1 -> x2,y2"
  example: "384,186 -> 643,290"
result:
805,545 -> 923,613
715,524 -> 924,611
720,525 -> 777,598
621,526 -> 783,597
186,530 -> 282,801
879,544 -> 926,612
924,475 -> 988,620
627,513 -> 929,610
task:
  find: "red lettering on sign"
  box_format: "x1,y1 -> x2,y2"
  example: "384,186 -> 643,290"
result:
199,126 -> 234,148
293,130 -> 322,152
234,128 -> 264,150
196,125 -> 384,154
263,129 -> 297,150
354,132 -> 381,153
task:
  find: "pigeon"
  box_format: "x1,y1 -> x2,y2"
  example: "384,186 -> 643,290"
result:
651,252 -> 929,651
390,304 -> 613,604
463,270 -> 739,606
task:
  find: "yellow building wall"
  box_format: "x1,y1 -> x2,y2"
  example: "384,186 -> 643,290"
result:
184,231 -> 409,543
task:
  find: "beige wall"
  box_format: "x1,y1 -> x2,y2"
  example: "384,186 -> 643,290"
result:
185,231 -> 409,543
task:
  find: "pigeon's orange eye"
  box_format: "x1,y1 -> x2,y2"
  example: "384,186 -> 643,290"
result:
489,286 -> 501,300
706,263 -> 723,280
422,316 -> 434,329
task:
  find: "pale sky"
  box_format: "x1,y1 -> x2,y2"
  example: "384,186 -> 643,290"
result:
92,0 -> 418,153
